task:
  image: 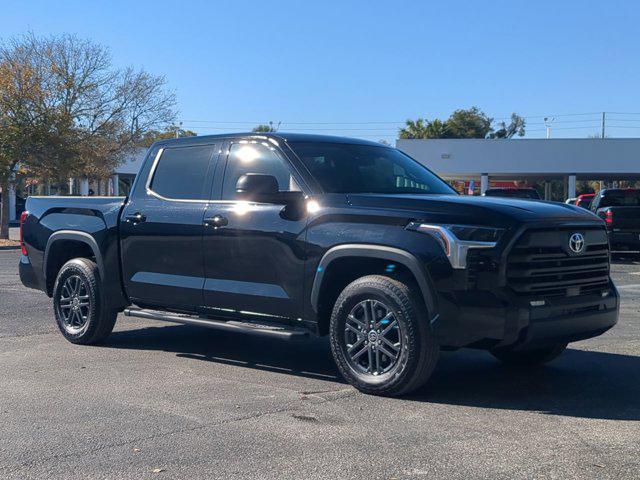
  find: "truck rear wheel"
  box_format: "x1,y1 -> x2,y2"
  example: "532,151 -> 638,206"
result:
329,275 -> 439,397
52,258 -> 117,345
490,342 -> 567,367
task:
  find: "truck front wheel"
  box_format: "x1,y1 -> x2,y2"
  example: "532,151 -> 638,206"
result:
52,258 -> 117,345
329,275 -> 439,397
490,342 -> 568,367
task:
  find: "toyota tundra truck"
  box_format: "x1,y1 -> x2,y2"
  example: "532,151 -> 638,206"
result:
18,133 -> 619,396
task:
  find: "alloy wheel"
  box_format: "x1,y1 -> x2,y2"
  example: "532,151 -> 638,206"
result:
343,299 -> 402,376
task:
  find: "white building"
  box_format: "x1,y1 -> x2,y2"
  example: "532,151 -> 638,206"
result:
5,148 -> 147,222
396,138 -> 640,199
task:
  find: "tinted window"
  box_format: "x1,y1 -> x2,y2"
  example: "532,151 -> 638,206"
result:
150,145 -> 215,200
290,142 -> 455,195
222,141 -> 300,200
600,190 -> 640,207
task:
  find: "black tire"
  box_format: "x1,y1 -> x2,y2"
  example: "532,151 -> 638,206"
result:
52,258 -> 117,345
490,342 -> 568,367
329,275 -> 439,396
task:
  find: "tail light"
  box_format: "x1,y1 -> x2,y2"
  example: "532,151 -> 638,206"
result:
19,211 -> 28,255
605,210 -> 614,227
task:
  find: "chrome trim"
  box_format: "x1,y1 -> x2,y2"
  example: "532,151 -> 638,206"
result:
416,224 -> 496,269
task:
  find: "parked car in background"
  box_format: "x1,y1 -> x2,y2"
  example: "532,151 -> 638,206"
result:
483,188 -> 541,200
591,188 -> 640,252
19,133 -> 619,396
576,193 -> 595,209
566,198 -> 578,205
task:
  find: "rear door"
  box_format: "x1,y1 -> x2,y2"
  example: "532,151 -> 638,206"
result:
121,143 -> 220,310
201,139 -> 309,320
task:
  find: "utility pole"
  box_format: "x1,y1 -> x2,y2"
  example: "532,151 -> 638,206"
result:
601,112 -> 606,139
544,117 -> 554,139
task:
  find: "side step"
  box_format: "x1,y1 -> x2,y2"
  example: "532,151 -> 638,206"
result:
123,308 -> 311,340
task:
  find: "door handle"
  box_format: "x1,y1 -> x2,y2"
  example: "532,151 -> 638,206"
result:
125,212 -> 146,224
203,215 -> 229,228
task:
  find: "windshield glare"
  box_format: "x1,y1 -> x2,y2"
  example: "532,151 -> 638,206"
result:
290,142 -> 456,195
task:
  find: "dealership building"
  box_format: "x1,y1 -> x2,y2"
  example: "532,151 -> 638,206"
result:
397,138 -> 640,199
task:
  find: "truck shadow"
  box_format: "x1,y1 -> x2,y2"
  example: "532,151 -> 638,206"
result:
105,323 -> 640,421
412,347 -> 640,421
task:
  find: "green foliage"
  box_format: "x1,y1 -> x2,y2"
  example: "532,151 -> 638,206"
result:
252,122 -> 278,133
138,125 -> 197,147
399,107 -> 526,140
446,107 -> 493,139
488,113 -> 526,139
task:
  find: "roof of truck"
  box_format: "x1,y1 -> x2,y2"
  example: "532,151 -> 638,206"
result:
152,132 -> 384,148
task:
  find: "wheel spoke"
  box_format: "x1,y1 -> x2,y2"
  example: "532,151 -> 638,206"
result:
352,344 -> 368,360
376,311 -> 393,329
347,337 -> 365,354
347,314 -> 366,331
380,335 -> 400,351
345,323 -> 363,337
381,320 -> 398,336
378,344 -> 397,360
367,345 -> 373,373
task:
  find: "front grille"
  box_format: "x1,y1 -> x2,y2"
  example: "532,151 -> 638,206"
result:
507,227 -> 610,297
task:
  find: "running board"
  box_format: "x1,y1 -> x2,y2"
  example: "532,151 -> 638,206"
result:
123,308 -> 310,340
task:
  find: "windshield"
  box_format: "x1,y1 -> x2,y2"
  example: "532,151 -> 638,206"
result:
290,142 -> 456,195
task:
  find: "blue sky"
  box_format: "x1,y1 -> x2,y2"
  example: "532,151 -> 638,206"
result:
4,0 -> 640,142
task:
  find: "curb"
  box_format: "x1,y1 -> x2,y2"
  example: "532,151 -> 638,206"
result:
0,245 -> 20,251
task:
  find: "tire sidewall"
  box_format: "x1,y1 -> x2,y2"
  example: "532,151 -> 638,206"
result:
52,259 -> 102,343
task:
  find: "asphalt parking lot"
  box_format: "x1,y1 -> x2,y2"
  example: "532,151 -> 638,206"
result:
1,248 -> 639,480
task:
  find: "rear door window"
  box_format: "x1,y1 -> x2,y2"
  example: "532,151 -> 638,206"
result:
149,145 -> 216,200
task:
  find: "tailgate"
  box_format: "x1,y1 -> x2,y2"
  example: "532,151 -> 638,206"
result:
610,207 -> 640,231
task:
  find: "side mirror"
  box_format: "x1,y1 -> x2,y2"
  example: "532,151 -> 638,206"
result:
236,173 -> 279,197
235,173 -> 304,205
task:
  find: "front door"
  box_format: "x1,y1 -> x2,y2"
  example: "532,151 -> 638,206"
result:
202,139 -> 308,320
121,143 -> 220,310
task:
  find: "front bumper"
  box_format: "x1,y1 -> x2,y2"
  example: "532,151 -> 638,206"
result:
433,282 -> 619,349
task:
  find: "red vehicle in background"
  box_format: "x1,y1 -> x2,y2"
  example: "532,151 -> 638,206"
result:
576,193 -> 595,209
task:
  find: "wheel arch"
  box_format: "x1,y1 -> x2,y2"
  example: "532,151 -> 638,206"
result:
311,245 -> 437,332
44,231 -> 105,296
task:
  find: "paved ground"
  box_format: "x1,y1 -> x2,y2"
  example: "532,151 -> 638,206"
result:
1,249 -> 639,479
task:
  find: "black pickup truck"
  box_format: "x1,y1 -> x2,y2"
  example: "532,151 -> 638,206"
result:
590,188 -> 640,253
19,133 -> 619,396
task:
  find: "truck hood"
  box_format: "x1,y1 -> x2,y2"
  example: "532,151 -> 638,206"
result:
346,194 -> 602,228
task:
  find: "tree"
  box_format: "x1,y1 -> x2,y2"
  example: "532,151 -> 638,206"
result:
138,124 -> 197,147
0,34 -> 177,238
399,107 -> 526,140
252,121 -> 280,133
489,113 -> 526,139
399,118 -> 448,139
445,107 -> 493,139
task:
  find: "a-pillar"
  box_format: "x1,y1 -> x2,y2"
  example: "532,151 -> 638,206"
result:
480,173 -> 489,195
79,178 -> 89,196
568,174 -> 576,200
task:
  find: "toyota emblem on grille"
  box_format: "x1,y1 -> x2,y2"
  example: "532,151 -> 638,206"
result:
569,233 -> 585,254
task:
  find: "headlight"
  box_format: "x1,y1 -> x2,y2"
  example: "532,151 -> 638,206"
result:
406,223 -> 504,269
